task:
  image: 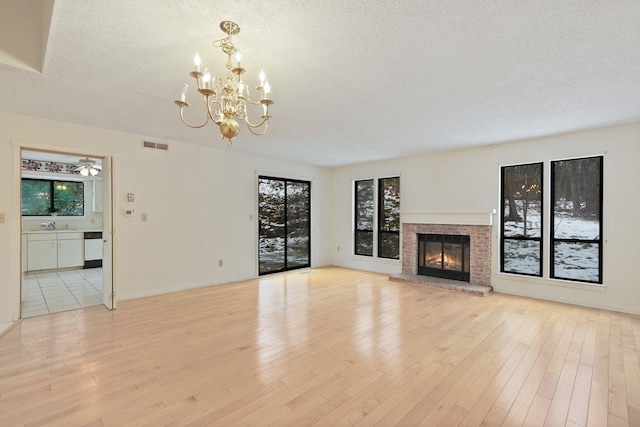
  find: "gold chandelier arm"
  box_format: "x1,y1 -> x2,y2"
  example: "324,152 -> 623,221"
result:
246,120 -> 269,136
245,90 -> 264,106
176,104 -> 211,128
244,111 -> 270,132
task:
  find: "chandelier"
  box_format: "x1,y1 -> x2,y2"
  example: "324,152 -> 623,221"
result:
174,21 -> 273,146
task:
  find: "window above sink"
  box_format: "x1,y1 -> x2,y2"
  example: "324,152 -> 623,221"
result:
22,178 -> 85,217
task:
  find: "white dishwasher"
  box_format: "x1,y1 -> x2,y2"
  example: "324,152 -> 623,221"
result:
84,231 -> 103,268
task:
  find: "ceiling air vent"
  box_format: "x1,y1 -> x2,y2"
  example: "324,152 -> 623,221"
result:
143,141 -> 169,151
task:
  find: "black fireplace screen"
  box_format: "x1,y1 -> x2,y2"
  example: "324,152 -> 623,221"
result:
418,234 -> 470,282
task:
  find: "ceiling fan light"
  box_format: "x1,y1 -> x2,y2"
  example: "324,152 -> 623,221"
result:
80,168 -> 89,176
90,168 -> 99,176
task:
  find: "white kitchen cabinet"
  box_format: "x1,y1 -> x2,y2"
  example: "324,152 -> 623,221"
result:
57,233 -> 84,268
26,232 -> 84,271
27,234 -> 58,271
93,180 -> 103,213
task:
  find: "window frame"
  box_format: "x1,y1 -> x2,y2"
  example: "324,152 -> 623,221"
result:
550,156 -> 603,284
500,162 -> 544,277
377,176 -> 400,259
353,176 -> 401,259
21,178 -> 85,217
354,179 -> 375,257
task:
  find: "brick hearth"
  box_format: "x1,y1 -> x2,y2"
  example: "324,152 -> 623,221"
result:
391,223 -> 493,294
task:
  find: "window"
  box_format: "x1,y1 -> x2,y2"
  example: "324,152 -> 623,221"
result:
378,177 -> 400,259
500,163 -> 543,276
354,179 -> 374,256
354,176 -> 400,259
21,179 -> 85,216
258,176 -> 311,275
551,156 -> 603,283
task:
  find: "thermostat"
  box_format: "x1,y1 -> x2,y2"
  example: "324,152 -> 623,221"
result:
124,209 -> 134,216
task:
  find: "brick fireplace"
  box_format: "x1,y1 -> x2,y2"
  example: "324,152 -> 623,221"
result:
400,223 -> 492,288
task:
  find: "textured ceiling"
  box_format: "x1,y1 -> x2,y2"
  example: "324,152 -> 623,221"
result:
1,1 -> 639,167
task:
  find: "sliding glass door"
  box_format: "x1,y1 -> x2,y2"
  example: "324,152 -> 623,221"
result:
258,176 -> 311,275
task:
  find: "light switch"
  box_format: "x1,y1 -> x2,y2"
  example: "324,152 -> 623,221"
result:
127,193 -> 135,202
141,213 -> 148,222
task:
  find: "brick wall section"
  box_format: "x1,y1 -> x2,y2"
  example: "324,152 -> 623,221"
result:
402,223 -> 492,287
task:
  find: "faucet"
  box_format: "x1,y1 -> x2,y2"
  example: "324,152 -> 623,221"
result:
40,221 -> 57,230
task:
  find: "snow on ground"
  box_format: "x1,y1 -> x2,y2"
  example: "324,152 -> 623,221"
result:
553,216 -> 599,239
259,236 -> 309,273
503,204 -> 600,281
553,242 -> 599,282
503,240 -> 541,276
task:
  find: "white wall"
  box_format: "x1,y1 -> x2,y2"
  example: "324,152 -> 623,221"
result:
0,110 -> 332,323
331,123 -> 640,315
2,110 -> 638,320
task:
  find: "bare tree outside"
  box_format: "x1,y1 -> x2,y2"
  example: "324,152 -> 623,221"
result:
501,163 -> 543,276
258,177 -> 311,275
551,157 -> 602,283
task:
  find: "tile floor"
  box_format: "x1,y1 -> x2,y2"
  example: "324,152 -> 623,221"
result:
21,268 -> 103,318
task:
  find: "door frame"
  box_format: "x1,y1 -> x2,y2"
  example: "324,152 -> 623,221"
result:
13,142 -> 116,318
257,174 -> 312,276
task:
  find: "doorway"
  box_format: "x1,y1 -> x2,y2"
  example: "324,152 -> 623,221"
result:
258,176 -> 311,275
19,148 -> 114,317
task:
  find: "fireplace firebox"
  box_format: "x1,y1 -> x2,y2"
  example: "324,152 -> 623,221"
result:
418,234 -> 470,282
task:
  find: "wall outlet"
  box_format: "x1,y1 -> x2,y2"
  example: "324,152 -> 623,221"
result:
218,260 -> 223,267
141,213 -> 147,222
0,213 -> 4,224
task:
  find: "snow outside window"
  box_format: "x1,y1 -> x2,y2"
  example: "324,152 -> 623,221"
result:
354,179 -> 374,256
550,156 -> 603,284
378,177 -> 400,259
258,176 -> 311,275
500,163 -> 543,276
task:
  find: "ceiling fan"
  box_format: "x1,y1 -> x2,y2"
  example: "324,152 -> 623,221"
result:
75,158 -> 102,176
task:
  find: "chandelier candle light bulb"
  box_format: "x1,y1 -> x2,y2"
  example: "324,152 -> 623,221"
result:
180,84 -> 188,102
263,80 -> 271,98
202,69 -> 212,90
194,53 -> 201,72
259,69 -> 266,87
174,20 -> 273,145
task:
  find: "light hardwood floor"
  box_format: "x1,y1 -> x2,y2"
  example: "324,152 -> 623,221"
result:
1,267 -> 638,426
